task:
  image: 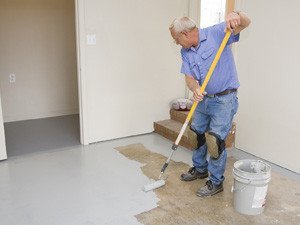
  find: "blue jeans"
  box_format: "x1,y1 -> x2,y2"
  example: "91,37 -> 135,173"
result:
190,92 -> 238,185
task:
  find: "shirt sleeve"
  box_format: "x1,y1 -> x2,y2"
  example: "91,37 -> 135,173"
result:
211,22 -> 240,45
180,49 -> 193,75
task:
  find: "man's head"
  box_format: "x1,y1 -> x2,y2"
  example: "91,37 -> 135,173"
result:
169,17 -> 199,49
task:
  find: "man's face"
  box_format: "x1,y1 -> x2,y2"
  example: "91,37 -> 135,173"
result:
170,29 -> 192,49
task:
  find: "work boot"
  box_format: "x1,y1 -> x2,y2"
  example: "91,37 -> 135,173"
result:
180,167 -> 208,181
196,180 -> 223,197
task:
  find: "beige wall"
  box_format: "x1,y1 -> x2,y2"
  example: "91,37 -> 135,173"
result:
0,0 -> 78,122
77,0 -> 188,144
235,0 -> 300,173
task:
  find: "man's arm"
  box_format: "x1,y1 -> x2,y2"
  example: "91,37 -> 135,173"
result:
225,11 -> 251,35
185,75 -> 206,102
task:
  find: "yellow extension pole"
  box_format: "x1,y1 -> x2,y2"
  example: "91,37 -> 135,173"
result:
175,31 -> 231,147
158,31 -> 232,180
175,30 -> 231,147
186,31 -> 231,125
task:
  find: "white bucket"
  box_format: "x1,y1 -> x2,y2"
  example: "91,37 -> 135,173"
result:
232,159 -> 271,215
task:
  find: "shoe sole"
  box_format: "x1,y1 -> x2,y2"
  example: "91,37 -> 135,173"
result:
196,187 -> 224,198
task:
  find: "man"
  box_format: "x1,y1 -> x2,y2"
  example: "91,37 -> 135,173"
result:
169,12 -> 251,197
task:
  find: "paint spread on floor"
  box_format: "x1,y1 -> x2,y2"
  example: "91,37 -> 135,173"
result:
116,143 -> 300,225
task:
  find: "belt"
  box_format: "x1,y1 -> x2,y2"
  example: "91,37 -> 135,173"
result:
206,89 -> 237,98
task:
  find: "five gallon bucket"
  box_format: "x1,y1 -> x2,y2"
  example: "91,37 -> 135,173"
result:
232,159 -> 271,215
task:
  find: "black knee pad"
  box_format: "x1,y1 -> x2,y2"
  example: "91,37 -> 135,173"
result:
190,127 -> 206,149
205,132 -> 225,160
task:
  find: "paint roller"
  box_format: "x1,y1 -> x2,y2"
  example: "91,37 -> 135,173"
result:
142,30 -> 232,192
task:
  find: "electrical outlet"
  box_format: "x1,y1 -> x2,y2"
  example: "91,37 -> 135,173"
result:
9,74 -> 16,83
86,34 -> 97,45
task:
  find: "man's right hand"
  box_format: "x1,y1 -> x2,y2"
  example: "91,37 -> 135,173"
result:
193,88 -> 206,102
185,75 -> 206,102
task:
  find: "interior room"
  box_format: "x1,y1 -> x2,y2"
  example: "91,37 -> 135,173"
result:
0,0 -> 80,157
0,0 -> 299,225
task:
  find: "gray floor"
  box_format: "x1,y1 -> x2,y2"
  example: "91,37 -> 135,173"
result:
4,114 -> 81,157
0,115 -> 299,225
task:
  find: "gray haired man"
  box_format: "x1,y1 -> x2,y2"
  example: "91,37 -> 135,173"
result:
169,12 -> 251,197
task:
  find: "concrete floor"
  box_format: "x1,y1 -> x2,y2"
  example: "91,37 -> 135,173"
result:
117,144 -> 300,224
0,115 -> 299,225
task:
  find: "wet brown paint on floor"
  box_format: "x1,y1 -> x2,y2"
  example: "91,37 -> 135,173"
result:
116,143 -> 300,225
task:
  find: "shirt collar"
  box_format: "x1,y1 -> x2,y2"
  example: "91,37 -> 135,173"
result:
190,29 -> 207,52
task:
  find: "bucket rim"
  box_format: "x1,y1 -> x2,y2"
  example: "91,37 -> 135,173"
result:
233,159 -> 271,175
233,170 -> 271,183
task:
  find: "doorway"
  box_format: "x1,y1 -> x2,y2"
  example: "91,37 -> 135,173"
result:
0,0 -> 81,158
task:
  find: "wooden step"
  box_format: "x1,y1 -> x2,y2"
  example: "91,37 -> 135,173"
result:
169,109 -> 190,124
154,119 -> 197,150
154,119 -> 236,150
226,122 -> 236,149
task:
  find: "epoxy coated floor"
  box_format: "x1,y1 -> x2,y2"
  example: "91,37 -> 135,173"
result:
1,134 -> 165,225
1,116 -> 299,225
4,115 -> 81,157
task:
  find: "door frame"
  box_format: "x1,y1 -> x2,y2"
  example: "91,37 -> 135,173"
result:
0,91 -> 7,160
75,0 -> 89,145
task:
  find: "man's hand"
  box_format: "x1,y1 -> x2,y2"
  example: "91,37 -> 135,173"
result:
225,12 -> 240,32
185,75 -> 207,102
193,89 -> 207,102
224,11 -> 251,34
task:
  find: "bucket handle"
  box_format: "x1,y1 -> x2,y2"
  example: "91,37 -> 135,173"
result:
231,178 -> 252,193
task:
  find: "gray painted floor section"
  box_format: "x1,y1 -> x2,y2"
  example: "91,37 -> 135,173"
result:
0,115 -> 299,225
4,115 -> 81,157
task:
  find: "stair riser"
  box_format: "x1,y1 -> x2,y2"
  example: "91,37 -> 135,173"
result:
169,109 -> 190,124
154,123 -> 194,149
